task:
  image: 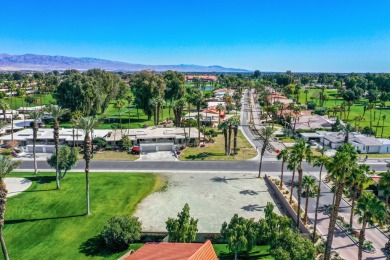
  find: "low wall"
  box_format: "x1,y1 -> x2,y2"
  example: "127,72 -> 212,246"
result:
264,174 -> 311,237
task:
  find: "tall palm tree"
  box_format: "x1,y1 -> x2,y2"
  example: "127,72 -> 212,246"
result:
290,140 -> 313,228
229,117 -> 240,155
216,103 -> 225,124
346,164 -> 373,229
288,153 -> 298,204
76,117 -> 100,215
381,115 -> 387,138
354,192 -> 387,260
125,94 -> 134,133
0,101 -> 9,123
302,175 -> 316,225
367,103 -> 375,130
257,127 -> 273,178
218,122 -> 229,155
379,171 -> 390,207
28,109 -> 43,175
46,105 -> 68,190
193,91 -> 204,145
312,155 -> 330,242
324,143 -> 358,260
0,155 -> 21,260
114,99 -> 126,134
375,102 -> 385,136
276,149 -> 289,189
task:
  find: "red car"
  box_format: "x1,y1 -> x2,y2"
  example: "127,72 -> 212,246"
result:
131,146 -> 140,155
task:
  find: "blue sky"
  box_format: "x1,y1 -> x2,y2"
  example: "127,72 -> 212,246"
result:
1,0 -> 389,72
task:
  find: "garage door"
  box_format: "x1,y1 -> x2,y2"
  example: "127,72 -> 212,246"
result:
158,144 -> 173,151
140,144 -> 157,153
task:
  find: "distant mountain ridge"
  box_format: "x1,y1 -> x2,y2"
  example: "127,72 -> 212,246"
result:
0,53 -> 250,73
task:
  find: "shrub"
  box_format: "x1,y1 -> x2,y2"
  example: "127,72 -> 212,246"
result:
101,216 -> 142,252
307,101 -> 316,110
0,149 -> 11,156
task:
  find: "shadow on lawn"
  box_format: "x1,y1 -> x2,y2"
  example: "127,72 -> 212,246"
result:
79,235 -> 114,257
6,214 -> 85,225
218,249 -> 271,259
185,152 -> 226,160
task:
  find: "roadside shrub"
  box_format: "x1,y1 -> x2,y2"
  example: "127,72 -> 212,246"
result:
307,101 -> 316,109
101,216 -> 142,252
0,149 -> 11,156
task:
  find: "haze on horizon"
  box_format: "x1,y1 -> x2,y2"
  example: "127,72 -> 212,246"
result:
1,0 -> 389,73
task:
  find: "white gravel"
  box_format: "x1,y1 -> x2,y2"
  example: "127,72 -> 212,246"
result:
135,172 -> 283,233
5,178 -> 32,197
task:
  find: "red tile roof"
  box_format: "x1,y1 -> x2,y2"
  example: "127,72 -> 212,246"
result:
125,240 -> 217,260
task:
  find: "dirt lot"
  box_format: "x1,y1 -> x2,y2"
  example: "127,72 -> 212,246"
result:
135,172 -> 283,233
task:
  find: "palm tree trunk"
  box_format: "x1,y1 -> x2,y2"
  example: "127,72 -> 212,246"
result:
228,125 -> 232,155
0,182 -> 9,260
358,221 -> 367,260
324,182 -> 344,260
33,121 -> 38,175
197,104 -> 201,145
223,129 -> 228,155
72,128 -> 75,148
313,164 -> 323,242
84,134 -> 91,215
233,125 -> 238,154
297,167 -> 303,228
54,119 -> 60,190
258,147 -> 266,178
289,168 -> 296,204
279,160 -> 285,189
304,186 -> 309,225
128,109 -> 131,134
376,109 -> 383,136
349,192 -> 356,229
118,111 -> 122,134
381,119 -> 385,138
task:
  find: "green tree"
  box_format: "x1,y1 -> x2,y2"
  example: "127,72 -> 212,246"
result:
114,99 -> 126,134
276,149 -> 289,189
166,203 -> 198,243
379,171 -> 390,206
302,176 -> 316,225
28,109 -> 43,175
216,103 -> 225,124
76,117 -> 100,215
218,121 -> 229,155
381,115 -> 387,138
47,146 -> 78,179
258,127 -> 273,178
229,117 -> 240,154
125,94 -> 134,133
0,155 -> 21,260
163,70 -> 186,118
221,214 -> 258,260
192,90 -> 204,144
121,135 -> 132,151
101,216 -> 142,252
46,105 -> 69,190
0,101 -> 9,123
354,192 -> 387,260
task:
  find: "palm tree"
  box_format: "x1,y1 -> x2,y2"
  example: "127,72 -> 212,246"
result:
354,192 -> 387,260
288,153 -> 298,204
0,155 -> 21,260
70,110 -> 83,148
304,89 -> 309,103
375,102 -> 385,136
28,109 -> 43,175
0,101 -> 9,123
290,140 -> 313,228
302,175 -> 316,225
324,143 -> 358,260
46,105 -> 68,190
276,149 -> 289,189
114,99 -> 126,134
257,127 -> 273,178
379,171 -> 390,207
342,123 -> 354,143
367,103 -> 375,130
216,103 -> 225,124
193,91 -> 204,145
346,164 -> 373,229
218,122 -> 229,155
381,115 -> 387,138
125,94 -> 134,133
76,117 -> 100,215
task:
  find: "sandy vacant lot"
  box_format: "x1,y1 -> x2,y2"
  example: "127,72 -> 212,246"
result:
135,172 -> 283,233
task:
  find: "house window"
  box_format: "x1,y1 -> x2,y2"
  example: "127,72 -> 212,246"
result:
363,146 -> 365,150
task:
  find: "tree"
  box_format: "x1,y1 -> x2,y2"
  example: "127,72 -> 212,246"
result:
125,94 -> 134,133
172,98 -> 186,127
290,140 -> 312,228
192,90 -> 204,145
114,99 -> 126,134
76,117 -> 100,215
93,137 -> 107,150
46,105 -> 69,190
276,149 -> 289,189
258,127 -> 273,178
354,192 -> 387,260
0,155 -> 21,260
324,143 -> 358,260
229,117 -> 240,154
216,103 -> 225,124
101,216 -> 142,252
121,135 -> 132,151
47,146 -> 78,179
312,155 -> 330,242
163,70 -> 186,117
381,115 -> 387,138
379,171 -> 390,207
302,176 -> 316,225
0,101 -> 9,123
221,214 -> 258,260
218,122 -> 229,155
166,203 -> 198,243
28,109 -> 43,175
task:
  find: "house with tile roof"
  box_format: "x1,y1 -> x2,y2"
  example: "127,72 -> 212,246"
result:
122,240 -> 217,260
349,135 -> 390,154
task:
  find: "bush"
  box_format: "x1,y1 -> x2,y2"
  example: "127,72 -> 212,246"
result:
93,137 -> 107,149
101,216 -> 142,252
307,101 -> 316,110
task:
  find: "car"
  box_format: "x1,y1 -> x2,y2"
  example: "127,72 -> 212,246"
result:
130,146 -> 140,155
309,140 -> 317,146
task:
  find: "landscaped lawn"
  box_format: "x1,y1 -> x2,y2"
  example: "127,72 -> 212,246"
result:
213,244 -> 274,259
5,172 -> 164,260
3,93 -> 56,109
180,129 -> 257,160
298,88 -> 390,137
77,150 -> 139,161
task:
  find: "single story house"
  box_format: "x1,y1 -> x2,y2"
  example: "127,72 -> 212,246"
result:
293,115 -> 338,131
349,135 -> 390,154
106,127 -> 203,152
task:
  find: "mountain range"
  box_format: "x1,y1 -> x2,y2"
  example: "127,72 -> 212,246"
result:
0,53 -> 250,73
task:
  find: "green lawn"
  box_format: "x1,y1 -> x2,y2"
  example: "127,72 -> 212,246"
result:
3,93 -> 56,109
298,88 -> 390,137
213,244 -> 274,259
180,129 -> 257,160
5,172 -> 164,260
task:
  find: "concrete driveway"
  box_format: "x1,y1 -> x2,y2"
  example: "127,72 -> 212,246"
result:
137,151 -> 178,161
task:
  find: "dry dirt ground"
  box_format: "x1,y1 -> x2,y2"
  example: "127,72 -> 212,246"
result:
135,172 -> 283,233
